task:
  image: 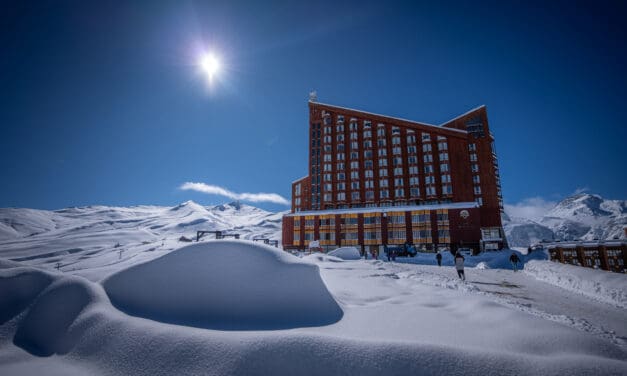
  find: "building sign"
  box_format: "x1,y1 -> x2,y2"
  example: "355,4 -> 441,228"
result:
460,210 -> 470,219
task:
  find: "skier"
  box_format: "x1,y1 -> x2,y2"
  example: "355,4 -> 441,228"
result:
436,252 -> 442,267
509,252 -> 521,272
454,252 -> 465,280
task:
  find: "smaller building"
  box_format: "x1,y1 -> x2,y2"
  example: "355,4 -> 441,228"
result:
542,239 -> 627,273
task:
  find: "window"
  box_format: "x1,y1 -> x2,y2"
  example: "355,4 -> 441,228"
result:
440,163 -> 449,172
394,178 -> 403,186
408,156 -> 418,165
365,160 -> 373,168
363,130 -> 372,138
469,143 -> 477,151
423,154 -> 433,163
423,144 -> 432,152
409,177 -> 419,185
422,132 -> 431,142
424,165 -> 434,174
378,139 -> 387,147
365,180 -> 374,188
438,229 -> 450,238
323,135 -> 332,143
323,154 -> 331,162
392,136 -> 401,145
426,186 -> 436,196
470,153 -> 477,162
295,197 -> 301,205
476,197 -> 483,205
392,126 -> 400,134
337,172 -> 345,180
337,192 -> 346,200
473,175 -> 480,184
379,168 -> 388,177
409,166 -> 419,174
379,179 -> 389,187
337,144 -> 345,151
324,173 -> 332,181
425,176 -> 435,184
350,161 -> 359,169
394,167 -> 403,176
350,122 -> 358,131
364,150 -> 373,158
351,141 -> 359,150
324,163 -> 332,171
377,127 -> 386,137
388,214 -> 405,224
350,171 -> 359,179
337,134 -> 344,142
324,145 -> 332,152
295,184 -> 301,196
379,158 -> 388,167
366,191 -> 375,200
439,152 -> 449,161
337,153 -> 345,160
337,182 -> 345,190
438,142 -> 448,151
380,189 -> 389,199
324,126 -> 332,134
395,188 -> 405,197
407,145 -> 417,154
378,149 -> 387,157
474,186 -> 482,195
336,162 -> 344,170
407,134 -> 416,143
364,140 -> 372,148
324,183 -> 332,191
365,169 -> 374,178
393,146 -> 402,155
442,185 -> 452,195
441,174 -> 451,183
351,192 -> 360,200
350,151 -> 358,159
471,164 -> 479,172
410,187 -> 420,197
323,194 -> 331,202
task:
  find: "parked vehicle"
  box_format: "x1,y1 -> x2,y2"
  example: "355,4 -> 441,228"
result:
384,243 -> 417,258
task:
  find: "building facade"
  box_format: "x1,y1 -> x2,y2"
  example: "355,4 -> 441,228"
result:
544,240 -> 626,273
282,99 -> 506,254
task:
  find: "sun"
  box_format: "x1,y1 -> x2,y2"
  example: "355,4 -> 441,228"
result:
199,53 -> 220,79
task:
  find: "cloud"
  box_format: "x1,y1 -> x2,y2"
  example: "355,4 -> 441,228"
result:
179,182 -> 289,205
504,197 -> 557,221
572,186 -> 590,195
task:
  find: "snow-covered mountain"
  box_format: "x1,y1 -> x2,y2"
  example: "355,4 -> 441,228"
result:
504,194 -> 626,247
0,201 -> 285,274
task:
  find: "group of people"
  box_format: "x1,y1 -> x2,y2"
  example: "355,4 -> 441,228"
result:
435,250 -> 523,281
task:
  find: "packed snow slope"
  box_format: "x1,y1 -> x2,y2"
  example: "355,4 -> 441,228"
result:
1,240 -> 627,375
103,241 -> 343,330
504,193 -> 626,247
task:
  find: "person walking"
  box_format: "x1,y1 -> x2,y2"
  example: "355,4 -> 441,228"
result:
454,252 -> 465,280
509,252 -> 521,272
436,252 -> 442,267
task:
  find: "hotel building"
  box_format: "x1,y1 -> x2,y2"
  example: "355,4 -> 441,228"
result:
282,98 -> 507,254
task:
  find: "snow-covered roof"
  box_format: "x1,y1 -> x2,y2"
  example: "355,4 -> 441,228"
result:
285,202 -> 478,217
439,105 -> 486,126
310,101 -> 468,135
543,239 -> 626,249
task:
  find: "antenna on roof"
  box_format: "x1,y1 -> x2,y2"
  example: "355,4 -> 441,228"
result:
309,90 -> 317,102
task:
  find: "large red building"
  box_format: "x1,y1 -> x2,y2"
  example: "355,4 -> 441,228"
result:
282,98 -> 506,254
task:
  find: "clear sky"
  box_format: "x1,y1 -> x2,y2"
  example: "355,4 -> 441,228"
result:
1,0 -> 625,213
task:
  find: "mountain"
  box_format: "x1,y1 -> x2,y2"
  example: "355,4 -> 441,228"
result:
0,201 -> 286,274
504,194 -> 626,247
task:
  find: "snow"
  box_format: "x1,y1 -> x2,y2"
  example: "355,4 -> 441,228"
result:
327,246 -> 361,260
1,202 -> 627,375
103,240 -> 343,330
524,260 -> 627,309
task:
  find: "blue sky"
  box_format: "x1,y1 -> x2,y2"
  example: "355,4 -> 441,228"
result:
1,0 -> 625,213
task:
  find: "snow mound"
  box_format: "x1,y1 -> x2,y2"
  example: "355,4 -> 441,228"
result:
103,240 -> 343,330
524,260 -> 627,309
328,247 -> 361,260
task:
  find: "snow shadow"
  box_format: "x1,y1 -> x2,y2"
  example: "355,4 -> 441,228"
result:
103,241 -> 344,330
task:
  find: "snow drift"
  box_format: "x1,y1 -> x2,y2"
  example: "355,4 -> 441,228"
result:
328,247 -> 361,260
103,240 -> 343,330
